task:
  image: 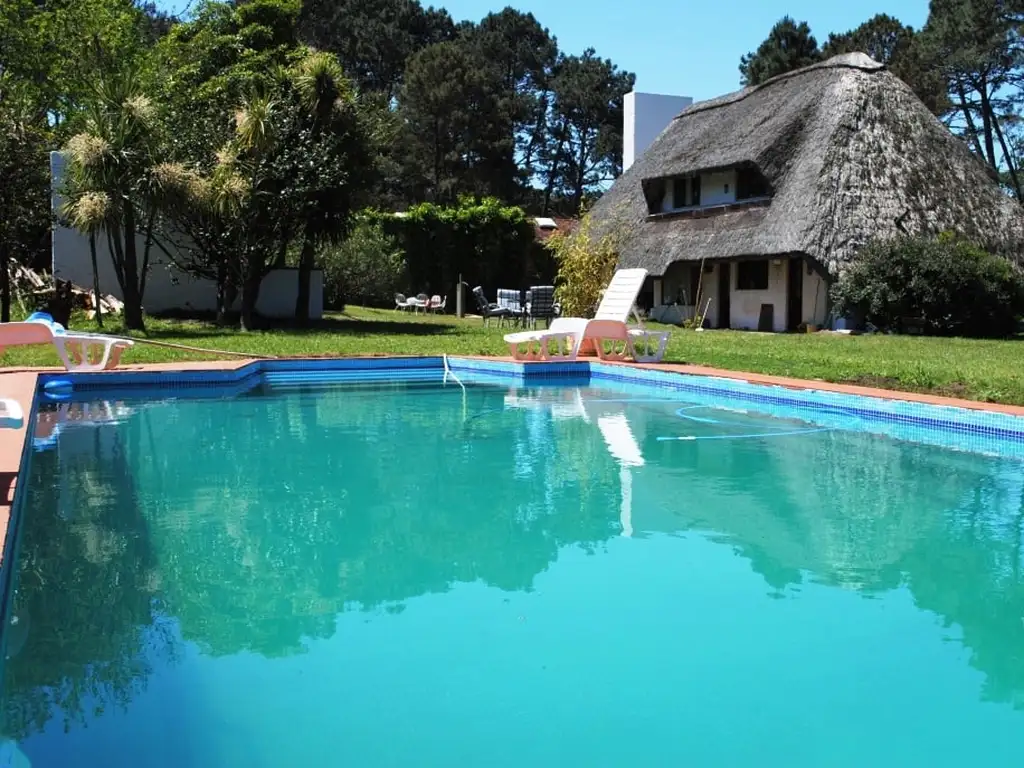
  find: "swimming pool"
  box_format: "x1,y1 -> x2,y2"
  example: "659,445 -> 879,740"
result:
2,359 -> 1024,766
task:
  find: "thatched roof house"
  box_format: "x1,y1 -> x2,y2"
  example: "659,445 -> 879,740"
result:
591,53 -> 1024,331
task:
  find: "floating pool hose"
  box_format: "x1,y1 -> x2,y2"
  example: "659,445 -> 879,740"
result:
659,404 -> 832,442
108,335 -> 278,360
657,427 -> 832,442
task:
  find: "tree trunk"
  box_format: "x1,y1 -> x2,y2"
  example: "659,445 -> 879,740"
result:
991,106 -> 1023,202
215,258 -> 231,325
120,205 -> 145,331
294,235 -> 315,325
977,77 -> 998,170
0,243 -> 9,324
240,264 -> 262,332
954,80 -> 987,160
89,232 -> 103,328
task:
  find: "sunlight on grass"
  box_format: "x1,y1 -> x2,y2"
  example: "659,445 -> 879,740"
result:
3,306 -> 1023,405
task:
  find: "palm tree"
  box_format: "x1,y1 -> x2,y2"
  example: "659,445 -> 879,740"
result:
231,91 -> 280,331
63,68 -> 162,331
60,188 -> 112,328
288,51 -> 367,324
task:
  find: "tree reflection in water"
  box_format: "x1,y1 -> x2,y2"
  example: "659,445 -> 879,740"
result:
627,397 -> 1024,709
3,381 -> 1024,750
3,420 -> 175,741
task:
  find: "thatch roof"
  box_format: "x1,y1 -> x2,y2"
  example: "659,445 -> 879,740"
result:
591,53 -> 1024,276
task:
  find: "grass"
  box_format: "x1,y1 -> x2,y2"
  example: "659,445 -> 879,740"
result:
3,306 -> 1024,405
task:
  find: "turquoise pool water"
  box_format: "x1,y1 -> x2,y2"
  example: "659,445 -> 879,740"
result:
3,379 -> 1024,766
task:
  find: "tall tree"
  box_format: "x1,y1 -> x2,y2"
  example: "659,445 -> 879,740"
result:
0,0 -> 166,131
823,14 -> 948,115
62,67 -> 165,331
298,0 -> 455,99
460,8 -> 558,200
739,16 -> 821,86
540,49 -> 634,214
920,0 -> 1024,199
286,51 -> 374,323
0,92 -> 50,322
398,40 -> 502,202
156,1 -> 374,328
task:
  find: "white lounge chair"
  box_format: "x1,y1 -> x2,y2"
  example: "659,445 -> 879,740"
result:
0,313 -> 133,372
504,268 -> 670,363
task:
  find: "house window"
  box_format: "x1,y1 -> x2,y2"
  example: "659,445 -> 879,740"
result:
672,177 -> 688,209
736,166 -> 770,200
691,175 -> 701,206
736,260 -> 769,290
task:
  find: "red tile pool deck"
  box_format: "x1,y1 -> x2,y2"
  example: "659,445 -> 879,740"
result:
3,356 -> 1024,563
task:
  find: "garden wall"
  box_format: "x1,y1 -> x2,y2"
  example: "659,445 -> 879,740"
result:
50,152 -> 323,319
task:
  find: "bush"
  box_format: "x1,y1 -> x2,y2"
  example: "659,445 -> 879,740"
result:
321,221 -> 407,309
550,215 -> 618,317
831,234 -> 1024,338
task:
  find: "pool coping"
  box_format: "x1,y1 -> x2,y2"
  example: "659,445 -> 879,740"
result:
4,354 -> 1024,567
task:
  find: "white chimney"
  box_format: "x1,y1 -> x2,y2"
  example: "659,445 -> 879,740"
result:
623,91 -> 694,172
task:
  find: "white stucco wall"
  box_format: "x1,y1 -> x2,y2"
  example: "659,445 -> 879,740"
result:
701,170 -> 737,207
624,91 -> 693,172
802,270 -> 829,327
654,257 -> 827,331
50,152 -> 323,319
726,259 -> 788,332
701,266 -> 719,328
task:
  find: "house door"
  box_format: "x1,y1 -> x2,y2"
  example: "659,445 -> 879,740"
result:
787,256 -> 803,330
717,262 -> 731,329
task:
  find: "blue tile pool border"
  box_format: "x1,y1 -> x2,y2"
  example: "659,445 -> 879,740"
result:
32,356 -> 1024,449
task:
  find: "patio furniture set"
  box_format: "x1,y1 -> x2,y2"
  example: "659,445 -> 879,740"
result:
472,285 -> 558,329
394,293 -> 447,313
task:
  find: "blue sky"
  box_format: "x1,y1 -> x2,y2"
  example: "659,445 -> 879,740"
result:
156,0 -> 930,100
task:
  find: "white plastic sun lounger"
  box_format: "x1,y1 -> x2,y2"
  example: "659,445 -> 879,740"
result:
0,313 -> 133,372
503,268 -> 669,363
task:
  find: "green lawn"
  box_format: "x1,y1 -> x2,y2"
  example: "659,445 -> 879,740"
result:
3,306 -> 1023,405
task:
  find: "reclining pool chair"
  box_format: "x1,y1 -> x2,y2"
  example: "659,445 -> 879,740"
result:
504,268 -> 669,363
472,286 -> 515,326
0,312 -> 134,372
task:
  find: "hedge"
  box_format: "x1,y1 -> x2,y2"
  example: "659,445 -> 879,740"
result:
364,197 -> 551,298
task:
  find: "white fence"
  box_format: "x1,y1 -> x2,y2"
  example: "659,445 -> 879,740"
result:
50,152 -> 323,319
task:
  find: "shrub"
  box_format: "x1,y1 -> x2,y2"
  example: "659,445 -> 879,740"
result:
550,215 -> 618,318
831,234 -> 1024,338
321,221 -> 407,309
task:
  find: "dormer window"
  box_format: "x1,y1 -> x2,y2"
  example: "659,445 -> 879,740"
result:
672,178 -> 688,209
736,166 -> 770,200
645,166 -> 770,217
671,176 -> 701,209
